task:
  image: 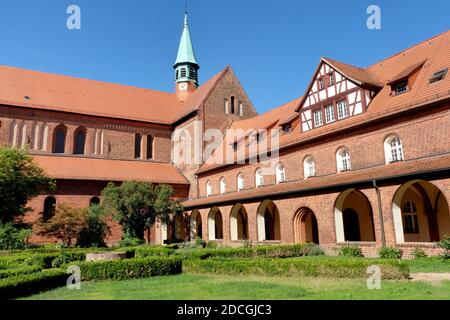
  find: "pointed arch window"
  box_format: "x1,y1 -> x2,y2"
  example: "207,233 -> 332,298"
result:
39,123 -> 48,151
134,133 -> 142,159
239,102 -> 244,117
255,168 -> 264,188
230,96 -> 236,114
73,127 -> 86,155
43,196 -> 56,221
237,173 -> 245,191
219,177 -> 227,195
275,163 -> 286,184
403,201 -> 419,234
9,120 -> 18,148
384,135 -> 404,164
53,125 -> 67,154
147,135 -> 154,160
18,121 -> 27,149
337,148 -> 351,172
304,156 -> 316,178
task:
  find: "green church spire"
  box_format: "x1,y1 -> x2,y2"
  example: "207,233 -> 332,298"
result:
174,11 -> 199,86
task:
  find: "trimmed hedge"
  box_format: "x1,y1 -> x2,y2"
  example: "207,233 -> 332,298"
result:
0,265 -> 41,279
134,246 -> 177,258
0,269 -> 67,300
183,244 -> 324,260
77,256 -> 182,281
183,257 -> 410,280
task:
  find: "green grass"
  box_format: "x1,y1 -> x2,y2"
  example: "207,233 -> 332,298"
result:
405,257 -> 450,273
22,273 -> 450,300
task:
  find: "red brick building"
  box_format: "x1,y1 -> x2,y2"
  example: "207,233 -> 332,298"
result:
1,14 -> 449,256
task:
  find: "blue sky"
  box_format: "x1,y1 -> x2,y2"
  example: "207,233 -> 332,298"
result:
0,0 -> 449,113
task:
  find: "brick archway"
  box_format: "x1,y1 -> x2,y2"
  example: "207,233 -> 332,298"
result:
293,207 -> 319,244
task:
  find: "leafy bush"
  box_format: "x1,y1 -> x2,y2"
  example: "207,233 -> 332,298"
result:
378,246 -> 403,259
134,246 -> 177,258
0,269 -> 67,299
412,247 -> 428,259
436,235 -> 450,259
195,237 -> 206,248
51,252 -> 86,268
338,245 -> 363,257
118,237 -> 145,247
184,257 -> 409,280
77,205 -> 110,248
206,241 -> 219,249
0,223 -> 31,250
77,256 -> 182,281
25,253 -> 60,269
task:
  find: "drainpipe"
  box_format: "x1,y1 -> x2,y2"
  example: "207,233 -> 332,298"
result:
372,180 -> 386,247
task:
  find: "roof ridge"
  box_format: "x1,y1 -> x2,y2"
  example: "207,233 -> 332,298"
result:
0,64 -> 177,97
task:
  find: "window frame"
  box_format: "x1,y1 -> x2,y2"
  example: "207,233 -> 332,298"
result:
313,109 -> 323,127
325,105 -> 335,123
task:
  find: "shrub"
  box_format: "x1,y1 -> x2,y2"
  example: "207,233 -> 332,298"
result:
77,205 -> 110,248
338,245 -> 363,257
77,256 -> 182,281
25,253 -> 60,269
134,246 -> 177,258
206,241 -> 219,249
183,257 -> 409,280
195,237 -> 206,248
118,237 -> 145,247
0,269 -> 67,299
0,223 -> 31,250
0,265 -> 41,279
378,246 -> 403,259
436,235 -> 450,259
51,252 -> 86,268
412,247 -> 428,259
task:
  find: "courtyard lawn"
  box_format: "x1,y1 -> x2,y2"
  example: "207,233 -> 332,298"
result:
405,257 -> 450,273
23,273 -> 450,300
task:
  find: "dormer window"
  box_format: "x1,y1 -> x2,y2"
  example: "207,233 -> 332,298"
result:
429,68 -> 448,84
281,123 -> 292,133
393,81 -> 408,95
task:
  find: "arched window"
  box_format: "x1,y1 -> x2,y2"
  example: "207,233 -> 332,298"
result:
134,133 -> 142,159
336,148 -> 351,172
239,102 -> 244,117
31,122 -> 39,150
52,125 -> 67,154
275,163 -> 286,184
237,173 -> 245,191
230,96 -> 235,114
255,168 -> 264,188
304,156 -> 316,178
89,197 -> 100,206
219,177 -> 227,195
18,121 -> 27,149
402,201 -> 419,234
147,135 -> 153,160
43,196 -> 56,221
384,135 -> 404,163
206,181 -> 213,197
224,99 -> 229,114
73,127 -> 86,155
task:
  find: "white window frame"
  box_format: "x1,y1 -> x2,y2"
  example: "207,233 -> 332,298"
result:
237,173 -> 245,191
313,110 -> 323,127
304,156 -> 316,179
275,163 -> 286,184
337,148 -> 351,172
255,168 -> 264,188
337,100 -> 349,119
219,177 -> 226,195
206,181 -> 212,197
325,105 -> 335,123
384,135 -> 404,164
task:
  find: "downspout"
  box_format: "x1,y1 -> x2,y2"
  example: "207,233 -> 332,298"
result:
372,180 -> 386,247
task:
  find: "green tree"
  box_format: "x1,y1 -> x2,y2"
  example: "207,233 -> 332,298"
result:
101,181 -> 184,240
37,205 -> 88,247
0,147 -> 54,223
77,204 -> 110,248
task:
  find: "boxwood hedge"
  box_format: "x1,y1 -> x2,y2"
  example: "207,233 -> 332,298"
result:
77,256 -> 182,281
0,269 -> 67,300
183,257 -> 410,280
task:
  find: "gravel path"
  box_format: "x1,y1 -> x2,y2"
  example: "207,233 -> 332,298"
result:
410,273 -> 450,284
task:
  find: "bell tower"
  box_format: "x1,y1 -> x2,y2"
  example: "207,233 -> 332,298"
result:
174,12 -> 200,102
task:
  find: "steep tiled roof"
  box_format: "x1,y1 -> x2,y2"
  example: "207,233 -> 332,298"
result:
197,30 -> 450,175
184,153 -> 450,208
33,155 -> 189,185
0,65 -> 229,125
